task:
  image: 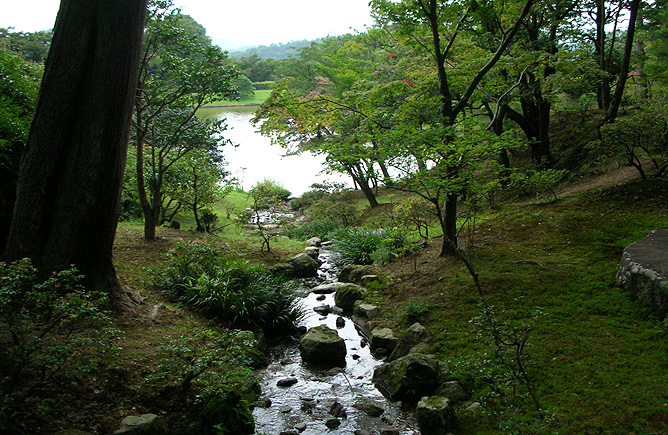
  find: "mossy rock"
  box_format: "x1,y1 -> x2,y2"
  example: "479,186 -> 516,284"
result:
299,325 -> 346,368
333,283 -> 365,311
372,353 -> 447,401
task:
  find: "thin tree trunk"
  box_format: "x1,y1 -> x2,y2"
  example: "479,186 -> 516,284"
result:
4,0 -> 148,307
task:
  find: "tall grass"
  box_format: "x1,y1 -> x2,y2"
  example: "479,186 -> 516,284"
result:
155,240 -> 303,335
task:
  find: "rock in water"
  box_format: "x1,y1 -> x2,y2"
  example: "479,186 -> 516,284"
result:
290,253 -> 319,278
333,283 -> 365,311
299,325 -> 346,368
388,323 -> 431,362
372,354 -> 447,401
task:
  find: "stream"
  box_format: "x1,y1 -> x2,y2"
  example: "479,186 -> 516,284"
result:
253,248 -> 419,435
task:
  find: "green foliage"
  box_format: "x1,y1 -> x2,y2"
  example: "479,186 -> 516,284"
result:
329,227 -> 409,266
155,240 -> 303,334
596,100 -> 668,179
0,259 -> 114,395
249,179 -> 291,205
0,28 -> 52,63
510,169 -> 569,201
404,298 -> 430,323
288,188 -> 327,210
198,387 -> 254,435
307,191 -> 358,227
285,218 -> 342,241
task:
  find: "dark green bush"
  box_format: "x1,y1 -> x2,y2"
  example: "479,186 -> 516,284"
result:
196,386 -> 254,435
156,241 -> 303,334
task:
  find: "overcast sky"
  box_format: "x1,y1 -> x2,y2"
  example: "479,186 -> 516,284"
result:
0,0 -> 374,50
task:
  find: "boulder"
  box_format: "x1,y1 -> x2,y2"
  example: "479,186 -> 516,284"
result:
270,262 -> 295,277
306,237 -> 322,247
304,246 -> 320,259
354,301 -> 380,320
338,264 -> 379,283
436,381 -> 467,404
372,354 -> 447,401
416,396 -> 458,435
388,323 -> 432,362
617,229 -> 668,317
114,414 -> 166,434
290,253 -> 320,278
369,328 -> 399,353
299,325 -> 346,368
334,283 -> 365,311
312,282 -> 346,294
353,400 -> 385,417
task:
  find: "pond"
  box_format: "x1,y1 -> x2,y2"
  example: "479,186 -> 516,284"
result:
201,106 -> 349,196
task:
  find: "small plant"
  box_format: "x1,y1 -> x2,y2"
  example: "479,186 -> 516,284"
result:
329,227 -> 388,265
198,387 -> 255,435
285,218 -> 341,241
404,298 -> 430,323
511,169 -> 569,202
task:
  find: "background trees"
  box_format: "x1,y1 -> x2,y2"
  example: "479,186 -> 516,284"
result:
133,0 -> 238,240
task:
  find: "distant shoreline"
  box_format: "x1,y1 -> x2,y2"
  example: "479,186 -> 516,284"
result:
201,104 -> 260,108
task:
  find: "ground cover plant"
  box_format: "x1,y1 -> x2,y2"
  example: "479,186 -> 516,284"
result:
364,177 -> 668,434
155,239 -> 304,335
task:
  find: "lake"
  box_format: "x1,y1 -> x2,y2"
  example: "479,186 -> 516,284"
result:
201,106 -> 348,197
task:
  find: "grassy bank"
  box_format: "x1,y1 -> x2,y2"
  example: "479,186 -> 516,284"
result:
364,177 -> 668,434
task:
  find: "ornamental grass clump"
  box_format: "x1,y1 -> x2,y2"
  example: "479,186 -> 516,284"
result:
329,227 -> 410,265
156,240 -> 303,335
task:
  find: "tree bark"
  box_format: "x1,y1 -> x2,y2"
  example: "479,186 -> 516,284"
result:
3,0 -> 148,307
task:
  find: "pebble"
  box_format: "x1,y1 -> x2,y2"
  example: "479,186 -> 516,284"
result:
316,294 -> 326,301
382,414 -> 396,425
336,317 -> 345,328
279,405 -> 292,413
352,354 -> 360,360
280,358 -> 295,366
295,422 -> 307,432
380,428 -> 400,435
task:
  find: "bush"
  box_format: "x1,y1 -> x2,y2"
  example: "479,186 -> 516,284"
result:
285,218 -> 341,241
329,227 -> 389,265
197,387 -> 254,435
0,259 -> 115,418
156,241 -> 303,334
249,179 -> 291,207
288,189 -> 327,210
404,298 -> 430,323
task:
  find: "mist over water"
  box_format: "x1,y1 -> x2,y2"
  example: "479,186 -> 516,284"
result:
210,106 -> 348,196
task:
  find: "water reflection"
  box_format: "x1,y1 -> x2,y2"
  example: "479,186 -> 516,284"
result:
201,106 -> 347,196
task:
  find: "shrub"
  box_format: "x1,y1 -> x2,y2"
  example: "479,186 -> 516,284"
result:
288,189 -> 327,210
197,387 -> 254,435
156,241 -> 303,334
249,179 -> 291,206
285,218 -> 341,241
329,227 -> 389,265
0,259 -> 116,418
404,298 -> 430,323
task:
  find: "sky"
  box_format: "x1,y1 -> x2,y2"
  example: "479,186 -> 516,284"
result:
0,0 -> 374,50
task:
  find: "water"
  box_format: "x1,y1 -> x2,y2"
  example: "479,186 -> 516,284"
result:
204,106 -> 349,196
253,249 -> 419,435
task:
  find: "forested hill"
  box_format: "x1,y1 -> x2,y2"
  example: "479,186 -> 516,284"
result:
229,39 -> 317,59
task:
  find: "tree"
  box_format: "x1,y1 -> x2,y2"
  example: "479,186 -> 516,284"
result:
167,149 -> 230,232
133,0 -> 237,240
371,0 -> 535,255
0,28 -> 53,63
3,0 -> 148,306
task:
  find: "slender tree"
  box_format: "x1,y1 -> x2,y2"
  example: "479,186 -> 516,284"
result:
3,0 -> 148,307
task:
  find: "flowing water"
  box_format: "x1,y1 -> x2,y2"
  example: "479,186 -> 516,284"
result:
253,248 -> 419,434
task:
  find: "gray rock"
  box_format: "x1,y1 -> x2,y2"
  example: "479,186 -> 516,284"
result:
279,432 -> 298,435
354,431 -> 371,435
329,400 -> 347,418
381,414 -> 396,425
279,405 -> 292,413
416,396 -> 458,435
255,397 -> 272,408
334,283 -> 365,311
370,328 -> 399,353
436,381 -> 467,404
354,301 -> 380,320
617,229 -> 668,316
114,414 -> 166,434
290,253 -> 319,278
306,237 -> 322,247
331,306 -> 344,315
353,400 -> 385,417
304,246 -> 320,259
372,354 -> 448,401
336,316 -> 345,328
299,325 -> 346,368
388,323 -> 432,362
313,304 -> 331,315
316,294 -> 326,301
295,422 -> 307,432
466,401 -> 482,411
339,264 -> 379,284
380,428 -> 400,435
277,377 -> 298,387
312,282 -> 346,294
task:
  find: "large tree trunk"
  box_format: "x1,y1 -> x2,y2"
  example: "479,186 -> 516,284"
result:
3,0 -> 148,307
